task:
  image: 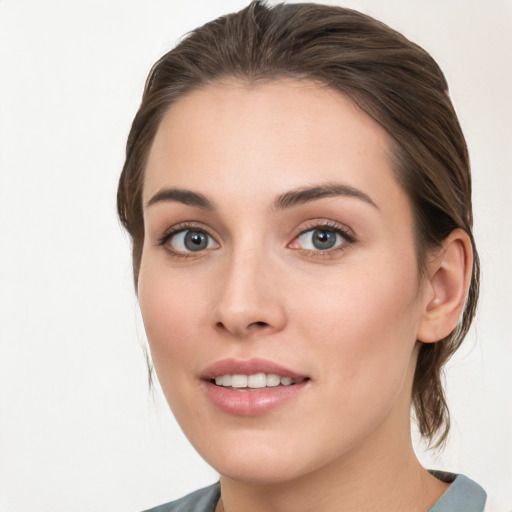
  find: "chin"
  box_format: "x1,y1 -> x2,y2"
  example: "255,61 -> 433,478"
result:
189,426 -> 353,486
215,457 -> 311,485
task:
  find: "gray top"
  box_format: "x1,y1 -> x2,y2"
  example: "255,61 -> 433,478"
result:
428,471 -> 487,512
144,472 -> 486,512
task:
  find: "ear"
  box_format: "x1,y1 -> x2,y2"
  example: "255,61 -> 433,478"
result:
417,229 -> 473,343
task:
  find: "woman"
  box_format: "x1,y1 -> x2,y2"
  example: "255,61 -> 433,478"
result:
117,2 -> 486,511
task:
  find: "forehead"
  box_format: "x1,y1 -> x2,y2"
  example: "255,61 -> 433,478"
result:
143,79 -> 403,211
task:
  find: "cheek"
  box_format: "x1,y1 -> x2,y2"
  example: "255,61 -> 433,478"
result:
298,258 -> 420,334
137,261 -> 205,379
293,257 -> 422,394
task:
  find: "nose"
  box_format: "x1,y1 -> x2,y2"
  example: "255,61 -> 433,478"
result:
211,247 -> 287,339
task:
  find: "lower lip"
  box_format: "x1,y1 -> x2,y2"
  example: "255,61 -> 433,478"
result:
202,380 -> 309,416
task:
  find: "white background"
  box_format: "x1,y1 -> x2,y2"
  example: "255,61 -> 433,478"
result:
0,1 -> 511,511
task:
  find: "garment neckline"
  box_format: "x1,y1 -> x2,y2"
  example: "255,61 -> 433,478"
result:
428,471 -> 486,512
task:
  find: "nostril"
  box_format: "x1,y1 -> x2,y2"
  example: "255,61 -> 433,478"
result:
250,321 -> 269,328
214,320 -> 271,337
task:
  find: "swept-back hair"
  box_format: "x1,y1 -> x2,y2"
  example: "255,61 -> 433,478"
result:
118,1 -> 479,447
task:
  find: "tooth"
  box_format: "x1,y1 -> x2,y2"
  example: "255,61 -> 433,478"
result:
280,376 -> 293,386
248,373 -> 267,388
266,374 -> 281,387
215,373 -> 301,388
231,375 -> 248,388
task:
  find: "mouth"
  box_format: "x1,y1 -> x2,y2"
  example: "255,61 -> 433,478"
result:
201,358 -> 311,415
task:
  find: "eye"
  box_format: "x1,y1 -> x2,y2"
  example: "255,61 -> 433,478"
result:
296,228 -> 343,250
290,224 -> 353,252
160,228 -> 219,254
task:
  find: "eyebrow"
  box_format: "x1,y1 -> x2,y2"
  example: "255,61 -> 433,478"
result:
145,182 -> 378,211
146,187 -> 214,210
272,182 -> 378,211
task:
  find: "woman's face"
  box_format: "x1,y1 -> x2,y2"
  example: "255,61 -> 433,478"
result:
138,80 -> 432,483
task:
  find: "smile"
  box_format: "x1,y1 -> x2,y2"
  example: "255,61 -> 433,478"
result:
201,359 -> 311,415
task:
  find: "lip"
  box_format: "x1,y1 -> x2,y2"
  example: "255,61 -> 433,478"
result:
200,358 -> 310,416
200,357 -> 306,380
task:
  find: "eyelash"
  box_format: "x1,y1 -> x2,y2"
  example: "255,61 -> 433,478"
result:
156,220 -> 355,259
157,222 -> 216,259
292,220 -> 355,259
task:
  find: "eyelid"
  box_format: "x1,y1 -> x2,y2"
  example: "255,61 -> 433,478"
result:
157,222 -> 220,254
288,219 -> 356,255
293,219 -> 355,242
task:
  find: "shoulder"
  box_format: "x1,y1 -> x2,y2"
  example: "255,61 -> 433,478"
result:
142,482 -> 221,512
429,471 -> 487,512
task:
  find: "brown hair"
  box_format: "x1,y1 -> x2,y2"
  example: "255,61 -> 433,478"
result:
117,1 -> 479,447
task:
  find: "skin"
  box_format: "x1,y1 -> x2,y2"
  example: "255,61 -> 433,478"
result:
138,80 -> 458,511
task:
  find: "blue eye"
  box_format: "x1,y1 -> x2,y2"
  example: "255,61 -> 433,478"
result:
295,228 -> 346,251
166,229 -> 219,253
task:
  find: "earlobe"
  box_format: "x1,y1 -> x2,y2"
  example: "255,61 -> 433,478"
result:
417,229 -> 473,343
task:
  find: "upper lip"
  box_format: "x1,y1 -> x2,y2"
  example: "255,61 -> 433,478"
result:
200,358 -> 307,381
